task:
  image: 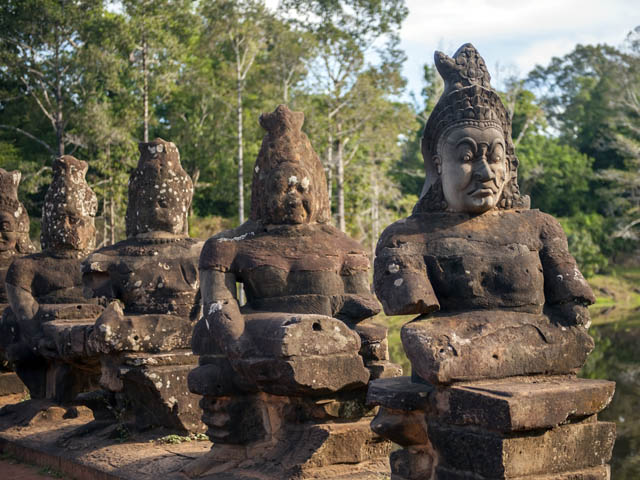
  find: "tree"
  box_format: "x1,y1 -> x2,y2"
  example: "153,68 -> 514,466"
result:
200,0 -> 271,224
283,0 -> 409,231
0,0 -> 103,157
122,0 -> 195,142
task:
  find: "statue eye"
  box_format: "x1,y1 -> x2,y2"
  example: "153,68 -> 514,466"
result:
461,152 -> 473,163
490,145 -> 504,163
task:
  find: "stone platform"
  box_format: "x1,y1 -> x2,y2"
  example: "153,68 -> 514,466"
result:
0,397 -> 390,480
367,376 -> 616,480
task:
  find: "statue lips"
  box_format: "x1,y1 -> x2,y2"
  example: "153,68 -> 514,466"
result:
468,181 -> 499,198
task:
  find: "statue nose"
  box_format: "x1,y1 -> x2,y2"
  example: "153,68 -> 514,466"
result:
473,156 -> 495,181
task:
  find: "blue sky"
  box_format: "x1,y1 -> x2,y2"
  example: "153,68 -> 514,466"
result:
268,0 -> 640,101
399,0 -> 640,97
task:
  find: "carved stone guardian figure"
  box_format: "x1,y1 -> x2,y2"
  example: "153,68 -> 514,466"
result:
2,156 -> 103,402
367,44 -> 616,480
82,138 -> 204,432
0,169 -> 35,393
187,105 -> 399,479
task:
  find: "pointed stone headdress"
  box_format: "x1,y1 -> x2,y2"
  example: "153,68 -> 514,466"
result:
126,138 -> 193,237
0,168 -> 35,253
41,156 -> 98,251
250,104 -> 330,224
418,43 -> 529,211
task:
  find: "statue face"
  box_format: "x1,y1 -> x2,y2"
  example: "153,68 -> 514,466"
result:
0,212 -> 17,252
47,212 -> 95,251
436,125 -> 508,214
264,165 -> 313,225
136,192 -> 185,235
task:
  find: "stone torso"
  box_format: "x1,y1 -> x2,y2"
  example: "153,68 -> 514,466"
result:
200,223 -> 371,312
84,237 -> 202,319
6,253 -> 88,304
376,209 -> 593,316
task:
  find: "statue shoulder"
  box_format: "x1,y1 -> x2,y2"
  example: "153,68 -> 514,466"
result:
199,222 -> 257,271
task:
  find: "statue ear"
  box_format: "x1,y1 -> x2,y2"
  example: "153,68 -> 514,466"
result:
433,155 -> 442,175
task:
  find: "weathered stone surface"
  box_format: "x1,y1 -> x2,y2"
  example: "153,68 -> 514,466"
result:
118,362 -> 205,432
434,465 -> 611,480
390,447 -> 435,480
0,169 -> 35,341
244,313 -> 362,357
80,138 -> 204,432
238,353 -> 370,396
187,106 -> 390,477
439,376 -> 615,431
402,311 -> 594,384
371,407 -> 429,447
2,157 -> 101,403
367,376 -> 434,411
365,360 -> 403,380
0,371 -> 26,395
369,44 -> 615,480
429,419 -> 615,478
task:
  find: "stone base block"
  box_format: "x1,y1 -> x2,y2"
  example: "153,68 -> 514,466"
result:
0,371 -> 25,396
434,465 -> 610,479
238,353 -> 370,396
430,419 -> 615,478
184,417 -> 391,479
85,349 -> 205,432
368,376 -> 615,432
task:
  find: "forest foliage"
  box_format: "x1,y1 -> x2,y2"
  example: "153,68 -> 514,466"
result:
0,1 -> 638,275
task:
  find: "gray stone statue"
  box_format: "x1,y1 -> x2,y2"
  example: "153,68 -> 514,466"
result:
2,156 -> 103,402
187,105 -> 399,479
81,138 -> 204,432
367,44 -> 616,480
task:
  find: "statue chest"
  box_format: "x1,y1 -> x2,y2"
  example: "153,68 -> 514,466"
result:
425,236 -> 545,312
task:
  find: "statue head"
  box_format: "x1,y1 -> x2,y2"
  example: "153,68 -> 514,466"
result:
126,138 -> 193,237
416,44 -> 529,214
41,156 -> 97,253
250,105 -> 330,225
0,169 -> 35,254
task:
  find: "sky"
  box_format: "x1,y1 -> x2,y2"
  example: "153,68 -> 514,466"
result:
400,0 -> 640,98
267,0 -> 640,102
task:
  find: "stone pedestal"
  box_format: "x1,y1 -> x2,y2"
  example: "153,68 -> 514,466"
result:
368,376 -> 616,480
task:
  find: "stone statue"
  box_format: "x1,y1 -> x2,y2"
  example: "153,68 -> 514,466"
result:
0,169 -> 35,312
0,168 -> 35,392
81,138 -> 204,432
2,156 -> 103,401
187,105 -> 399,479
367,44 -> 616,480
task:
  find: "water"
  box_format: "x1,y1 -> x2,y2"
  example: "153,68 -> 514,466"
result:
581,310 -> 640,479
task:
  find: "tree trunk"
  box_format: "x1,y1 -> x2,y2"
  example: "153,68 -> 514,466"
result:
326,132 -> 333,213
55,30 -> 64,157
371,167 -> 379,258
142,37 -> 149,143
236,67 -> 245,224
336,127 -> 345,232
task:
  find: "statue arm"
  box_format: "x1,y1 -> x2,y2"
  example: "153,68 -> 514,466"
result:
539,214 -> 595,326
373,251 -> 440,316
335,271 -> 381,321
197,268 -> 251,358
6,283 -> 38,324
81,255 -> 115,301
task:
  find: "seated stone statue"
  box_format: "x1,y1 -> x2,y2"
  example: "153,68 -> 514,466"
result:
82,138 -> 204,432
368,44 -> 615,480
0,169 -> 36,314
0,169 -> 35,391
2,156 -> 102,402
187,105 -> 398,478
